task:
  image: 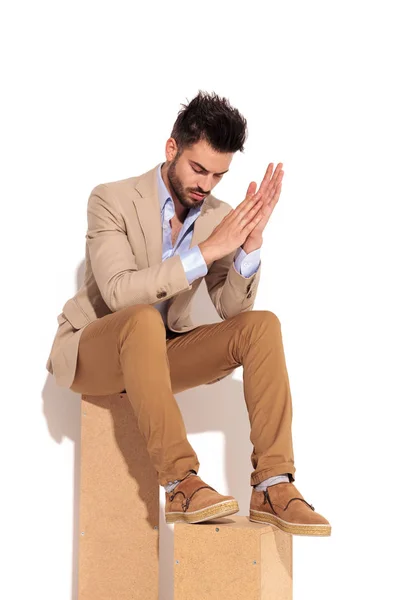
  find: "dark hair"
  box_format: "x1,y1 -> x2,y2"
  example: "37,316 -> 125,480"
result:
170,90 -> 248,156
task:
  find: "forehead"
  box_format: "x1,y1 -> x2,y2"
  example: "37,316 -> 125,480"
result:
184,139 -> 233,173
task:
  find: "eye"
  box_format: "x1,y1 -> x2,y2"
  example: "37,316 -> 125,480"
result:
191,165 -> 223,178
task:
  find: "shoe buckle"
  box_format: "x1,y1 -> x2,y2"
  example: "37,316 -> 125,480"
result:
263,489 -> 278,515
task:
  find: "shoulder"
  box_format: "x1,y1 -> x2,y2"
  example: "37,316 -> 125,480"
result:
87,168 -> 154,217
88,163 -> 159,207
88,176 -> 140,203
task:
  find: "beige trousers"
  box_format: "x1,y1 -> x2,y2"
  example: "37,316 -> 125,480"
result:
70,304 -> 296,487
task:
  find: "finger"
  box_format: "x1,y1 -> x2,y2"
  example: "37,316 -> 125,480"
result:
269,163 -> 283,188
257,163 -> 274,196
273,169 -> 284,189
238,199 -> 263,228
230,182 -> 259,219
235,193 -> 263,224
268,181 -> 282,208
265,168 -> 284,202
240,181 -> 258,205
243,212 -> 264,235
263,163 -> 283,196
246,181 -> 258,198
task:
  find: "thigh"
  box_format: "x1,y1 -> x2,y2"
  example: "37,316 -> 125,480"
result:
70,304 -> 167,395
166,314 -> 246,393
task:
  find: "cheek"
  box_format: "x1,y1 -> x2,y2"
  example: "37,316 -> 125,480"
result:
179,168 -> 192,189
185,175 -> 196,190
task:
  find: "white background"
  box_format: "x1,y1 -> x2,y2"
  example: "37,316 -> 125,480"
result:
1,1 -> 399,599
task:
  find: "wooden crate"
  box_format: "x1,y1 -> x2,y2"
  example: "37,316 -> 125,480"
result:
78,393 -> 159,600
174,515 -> 292,600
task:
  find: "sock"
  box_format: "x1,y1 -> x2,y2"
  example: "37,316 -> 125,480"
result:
164,470 -> 196,493
253,473 -> 290,491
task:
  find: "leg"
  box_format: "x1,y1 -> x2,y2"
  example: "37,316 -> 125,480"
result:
166,310 -> 296,486
70,304 -> 201,487
168,312 -> 331,536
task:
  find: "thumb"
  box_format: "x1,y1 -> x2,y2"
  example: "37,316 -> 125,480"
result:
246,181 -> 258,198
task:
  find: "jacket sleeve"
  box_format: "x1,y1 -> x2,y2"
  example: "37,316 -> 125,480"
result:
86,184 -> 192,312
204,249 -> 261,319
203,201 -> 262,319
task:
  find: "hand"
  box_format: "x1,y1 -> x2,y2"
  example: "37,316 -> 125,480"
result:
242,163 -> 284,253
199,187 -> 265,264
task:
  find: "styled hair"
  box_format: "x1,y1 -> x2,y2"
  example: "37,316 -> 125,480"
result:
170,90 -> 248,156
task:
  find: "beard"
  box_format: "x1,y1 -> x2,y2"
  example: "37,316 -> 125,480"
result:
167,156 -> 206,210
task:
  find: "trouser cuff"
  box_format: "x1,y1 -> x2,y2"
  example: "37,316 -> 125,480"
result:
158,463 -> 200,487
250,463 -> 295,486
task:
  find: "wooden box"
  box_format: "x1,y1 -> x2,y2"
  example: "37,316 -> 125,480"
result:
78,393 -> 159,599
174,515 -> 292,599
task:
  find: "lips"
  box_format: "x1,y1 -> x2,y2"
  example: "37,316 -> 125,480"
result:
190,191 -> 205,200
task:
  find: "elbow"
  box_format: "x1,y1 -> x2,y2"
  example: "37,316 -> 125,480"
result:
100,277 -> 123,313
102,291 -> 119,314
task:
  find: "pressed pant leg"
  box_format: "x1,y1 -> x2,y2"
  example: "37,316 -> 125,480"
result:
70,304 -> 201,486
70,304 -> 296,487
166,310 -> 296,486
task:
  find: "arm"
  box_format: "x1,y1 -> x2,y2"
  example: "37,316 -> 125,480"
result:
202,158 -> 285,318
203,248 -> 261,319
87,184 -> 195,312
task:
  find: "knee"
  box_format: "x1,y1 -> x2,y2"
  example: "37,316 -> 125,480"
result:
235,310 -> 281,331
119,304 -> 165,334
231,311 -> 282,358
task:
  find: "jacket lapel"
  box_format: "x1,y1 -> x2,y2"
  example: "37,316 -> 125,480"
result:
133,164 -> 163,267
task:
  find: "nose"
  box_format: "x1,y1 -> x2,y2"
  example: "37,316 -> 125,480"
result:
197,174 -> 213,193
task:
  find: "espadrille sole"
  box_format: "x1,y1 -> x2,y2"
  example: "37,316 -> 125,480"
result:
249,509 -> 331,536
166,499 -> 239,524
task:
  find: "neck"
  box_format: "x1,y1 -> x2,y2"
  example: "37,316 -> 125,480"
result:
161,162 -> 189,223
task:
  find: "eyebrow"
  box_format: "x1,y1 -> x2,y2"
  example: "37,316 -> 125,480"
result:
190,160 -> 229,176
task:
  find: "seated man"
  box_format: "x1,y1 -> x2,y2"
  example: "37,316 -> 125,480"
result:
46,90 -> 331,536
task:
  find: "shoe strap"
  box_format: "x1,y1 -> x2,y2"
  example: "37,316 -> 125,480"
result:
263,488 -> 315,513
169,484 -> 217,512
285,496 -> 315,511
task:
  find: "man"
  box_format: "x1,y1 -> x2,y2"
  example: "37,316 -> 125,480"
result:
46,91 -> 331,536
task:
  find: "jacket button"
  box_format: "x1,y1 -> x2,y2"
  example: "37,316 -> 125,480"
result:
156,291 -> 167,299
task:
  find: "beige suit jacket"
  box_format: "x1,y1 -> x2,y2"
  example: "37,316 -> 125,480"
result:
46,163 -> 262,389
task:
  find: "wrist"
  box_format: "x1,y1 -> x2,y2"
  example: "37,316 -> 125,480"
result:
199,241 -> 217,266
242,237 -> 263,254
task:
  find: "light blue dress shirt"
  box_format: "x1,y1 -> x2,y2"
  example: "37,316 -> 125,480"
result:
154,163 -> 261,327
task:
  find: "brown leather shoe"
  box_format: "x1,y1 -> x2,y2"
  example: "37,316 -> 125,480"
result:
249,482 -> 331,536
165,473 -> 239,524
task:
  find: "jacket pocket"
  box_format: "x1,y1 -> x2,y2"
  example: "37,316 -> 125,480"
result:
61,298 -> 90,330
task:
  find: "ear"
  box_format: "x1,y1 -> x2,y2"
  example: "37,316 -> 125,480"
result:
165,137 -> 179,162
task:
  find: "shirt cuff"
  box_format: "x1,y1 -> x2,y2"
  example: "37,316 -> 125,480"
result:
179,245 -> 208,284
234,247 -> 261,278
